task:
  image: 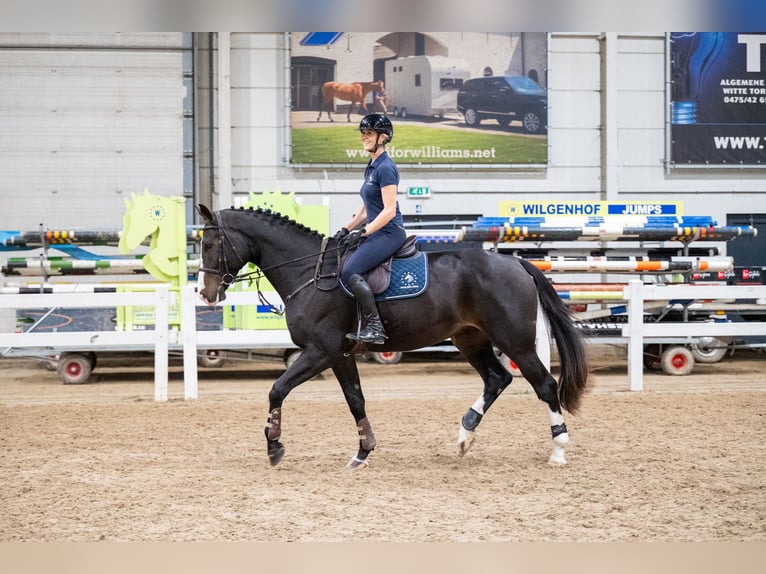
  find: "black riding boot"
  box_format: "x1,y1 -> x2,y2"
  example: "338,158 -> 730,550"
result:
346,274 -> 388,344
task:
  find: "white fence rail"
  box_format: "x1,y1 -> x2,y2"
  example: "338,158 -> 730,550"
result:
623,280 -> 766,391
2,281 -> 766,399
0,287 -> 171,401
0,285 -> 294,401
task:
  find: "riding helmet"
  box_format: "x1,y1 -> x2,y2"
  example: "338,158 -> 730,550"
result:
359,114 -> 393,143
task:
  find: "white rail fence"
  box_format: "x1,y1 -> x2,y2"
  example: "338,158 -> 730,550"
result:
0,285 -> 295,401
0,286 -> 171,401
623,280 -> 766,391
2,281 -> 766,399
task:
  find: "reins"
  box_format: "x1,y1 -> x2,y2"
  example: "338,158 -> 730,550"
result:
200,215 -> 344,316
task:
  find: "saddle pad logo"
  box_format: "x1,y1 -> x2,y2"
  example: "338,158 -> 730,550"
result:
399,271 -> 420,290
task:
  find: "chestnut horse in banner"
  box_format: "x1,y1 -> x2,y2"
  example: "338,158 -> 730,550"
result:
317,80 -> 384,122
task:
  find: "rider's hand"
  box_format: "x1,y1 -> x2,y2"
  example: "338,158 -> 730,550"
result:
333,227 -> 350,241
340,228 -> 367,250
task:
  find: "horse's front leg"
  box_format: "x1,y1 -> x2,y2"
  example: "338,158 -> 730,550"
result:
265,346 -> 332,466
332,353 -> 376,470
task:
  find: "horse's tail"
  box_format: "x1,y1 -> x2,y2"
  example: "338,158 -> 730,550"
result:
518,258 -> 589,413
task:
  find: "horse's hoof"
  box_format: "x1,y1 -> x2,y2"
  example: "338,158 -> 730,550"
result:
548,444 -> 567,466
458,437 -> 475,457
268,445 -> 285,466
457,427 -> 475,456
346,456 -> 369,470
548,454 -> 567,466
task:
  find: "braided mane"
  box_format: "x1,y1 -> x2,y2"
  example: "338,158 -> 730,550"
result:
231,206 -> 325,238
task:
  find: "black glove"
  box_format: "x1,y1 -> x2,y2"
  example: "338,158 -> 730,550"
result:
333,227 -> 350,241
340,228 -> 367,250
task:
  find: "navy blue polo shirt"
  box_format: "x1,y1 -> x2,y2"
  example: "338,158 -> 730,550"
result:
361,151 -> 404,229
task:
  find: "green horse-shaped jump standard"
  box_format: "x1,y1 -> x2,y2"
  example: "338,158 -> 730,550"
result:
118,189 -> 187,286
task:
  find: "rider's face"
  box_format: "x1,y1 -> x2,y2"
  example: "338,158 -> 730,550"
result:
361,129 -> 380,151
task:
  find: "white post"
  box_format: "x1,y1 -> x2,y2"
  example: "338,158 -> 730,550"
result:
153,285 -> 170,401
626,279 -> 644,391
182,284 -> 199,400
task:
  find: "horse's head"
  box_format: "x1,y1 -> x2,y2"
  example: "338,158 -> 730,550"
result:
118,190 -> 163,253
196,204 -> 249,305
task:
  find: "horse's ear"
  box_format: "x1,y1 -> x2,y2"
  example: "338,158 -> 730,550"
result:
196,204 -> 215,225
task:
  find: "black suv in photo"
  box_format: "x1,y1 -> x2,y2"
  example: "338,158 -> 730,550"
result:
456,75 -> 547,134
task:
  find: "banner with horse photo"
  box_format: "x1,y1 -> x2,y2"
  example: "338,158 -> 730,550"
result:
669,32 -> 766,166
290,32 -> 548,166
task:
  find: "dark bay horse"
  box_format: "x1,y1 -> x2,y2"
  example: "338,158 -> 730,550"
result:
317,80 -> 384,122
196,205 -> 589,469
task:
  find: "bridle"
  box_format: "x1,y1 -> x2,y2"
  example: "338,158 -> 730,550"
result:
198,212 -> 247,287
198,211 -> 344,314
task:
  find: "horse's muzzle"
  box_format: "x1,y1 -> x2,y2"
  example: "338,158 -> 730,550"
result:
199,286 -> 226,306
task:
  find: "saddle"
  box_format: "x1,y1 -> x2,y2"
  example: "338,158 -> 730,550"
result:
341,235 -> 419,294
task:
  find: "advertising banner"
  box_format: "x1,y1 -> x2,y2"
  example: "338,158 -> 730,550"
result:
670,32 -> 766,166
498,201 -> 684,218
289,32 -> 548,166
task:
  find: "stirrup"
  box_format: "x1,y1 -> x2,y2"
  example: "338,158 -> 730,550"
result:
345,327 -> 387,345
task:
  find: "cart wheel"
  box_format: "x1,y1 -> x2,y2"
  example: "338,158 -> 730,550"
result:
198,349 -> 225,368
643,345 -> 663,371
370,351 -> 402,365
57,353 -> 94,384
661,346 -> 694,376
284,349 -> 302,370
691,337 -> 729,363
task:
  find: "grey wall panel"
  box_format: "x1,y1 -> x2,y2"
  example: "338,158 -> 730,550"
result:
0,38 -> 185,230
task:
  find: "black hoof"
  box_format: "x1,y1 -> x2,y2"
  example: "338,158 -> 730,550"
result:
268,441 -> 285,466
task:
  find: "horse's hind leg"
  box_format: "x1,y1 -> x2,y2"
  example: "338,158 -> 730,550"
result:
452,329 -> 513,455
511,350 -> 571,466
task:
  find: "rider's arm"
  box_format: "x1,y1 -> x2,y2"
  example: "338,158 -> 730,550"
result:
344,205 -> 367,232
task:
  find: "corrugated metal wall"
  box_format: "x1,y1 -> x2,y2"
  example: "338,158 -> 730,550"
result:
0,33 -> 189,230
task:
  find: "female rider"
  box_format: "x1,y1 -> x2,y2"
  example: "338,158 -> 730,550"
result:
334,114 -> 406,344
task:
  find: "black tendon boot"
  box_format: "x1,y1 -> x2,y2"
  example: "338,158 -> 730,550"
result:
346,274 -> 388,344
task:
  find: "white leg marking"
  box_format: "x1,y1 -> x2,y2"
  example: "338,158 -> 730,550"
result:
546,406 -> 569,466
457,394 -> 486,455
470,395 -> 486,415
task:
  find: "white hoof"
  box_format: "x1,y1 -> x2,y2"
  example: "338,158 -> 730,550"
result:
346,456 -> 369,470
457,427 -> 475,456
548,444 -> 567,466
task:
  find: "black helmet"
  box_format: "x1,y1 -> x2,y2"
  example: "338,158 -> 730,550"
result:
359,113 -> 393,143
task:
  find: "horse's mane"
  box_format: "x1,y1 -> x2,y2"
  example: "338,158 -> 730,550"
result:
228,206 -> 325,238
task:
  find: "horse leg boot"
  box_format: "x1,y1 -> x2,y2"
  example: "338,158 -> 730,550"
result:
345,274 -> 387,344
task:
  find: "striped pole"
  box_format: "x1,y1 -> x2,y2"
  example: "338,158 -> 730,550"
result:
459,224 -> 758,243
526,257 -> 732,273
